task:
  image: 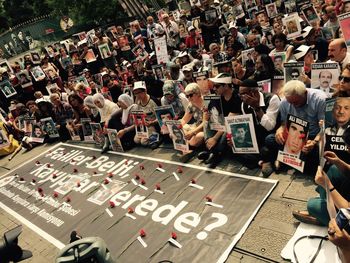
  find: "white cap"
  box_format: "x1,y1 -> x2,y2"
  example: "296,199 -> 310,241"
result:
134,81 -> 147,91
0,67 -> 7,75
209,73 -> 232,84
188,26 -> 195,31
229,22 -> 237,30
214,0 -> 220,4
294,45 -> 312,61
182,64 -> 193,72
178,51 -> 188,58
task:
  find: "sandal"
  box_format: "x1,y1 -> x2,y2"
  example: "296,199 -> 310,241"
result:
292,210 -> 323,226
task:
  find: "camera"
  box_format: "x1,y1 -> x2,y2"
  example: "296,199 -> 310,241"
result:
335,208 -> 350,234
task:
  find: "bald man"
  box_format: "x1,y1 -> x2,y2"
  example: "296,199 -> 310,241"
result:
328,38 -> 350,70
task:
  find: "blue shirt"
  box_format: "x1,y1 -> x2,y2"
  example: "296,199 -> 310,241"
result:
279,88 -> 327,138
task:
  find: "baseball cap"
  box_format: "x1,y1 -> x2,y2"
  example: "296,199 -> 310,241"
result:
182,64 -> 193,72
209,73 -> 232,84
188,26 -> 195,31
163,80 -> 175,95
0,67 -> 7,75
134,81 -> 147,91
294,45 -> 311,61
229,22 -> 237,30
241,79 -> 258,88
178,51 -> 188,58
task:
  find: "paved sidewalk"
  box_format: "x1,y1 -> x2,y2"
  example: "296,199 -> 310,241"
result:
0,142 -> 318,262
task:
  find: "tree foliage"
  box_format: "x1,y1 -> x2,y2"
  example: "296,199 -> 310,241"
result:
0,0 -> 128,34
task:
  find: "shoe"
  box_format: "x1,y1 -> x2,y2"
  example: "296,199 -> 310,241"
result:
179,151 -> 195,163
206,154 -> 221,168
101,136 -> 110,154
292,210 -> 323,226
261,162 -> 274,178
197,151 -> 210,161
274,160 -> 281,173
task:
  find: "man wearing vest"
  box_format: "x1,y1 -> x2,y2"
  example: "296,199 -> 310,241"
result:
235,79 -> 281,172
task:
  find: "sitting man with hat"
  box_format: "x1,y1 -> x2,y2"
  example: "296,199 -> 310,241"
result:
198,73 -> 241,168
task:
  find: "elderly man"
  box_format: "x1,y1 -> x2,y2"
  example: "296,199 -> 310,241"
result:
328,39 -> 350,71
264,80 -> 327,176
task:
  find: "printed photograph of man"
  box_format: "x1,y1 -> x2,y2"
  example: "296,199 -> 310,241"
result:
316,70 -> 333,95
284,121 -> 307,157
172,124 -> 186,145
232,123 -> 253,148
325,97 -> 350,136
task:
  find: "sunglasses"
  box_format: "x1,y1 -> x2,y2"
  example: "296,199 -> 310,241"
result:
186,93 -> 195,98
339,75 -> 350,83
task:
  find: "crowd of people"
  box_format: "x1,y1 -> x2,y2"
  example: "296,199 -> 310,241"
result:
0,0 -> 350,260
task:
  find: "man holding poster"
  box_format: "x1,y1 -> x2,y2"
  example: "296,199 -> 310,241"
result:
265,80 -> 327,174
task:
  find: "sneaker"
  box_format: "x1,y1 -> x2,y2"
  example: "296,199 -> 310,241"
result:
179,151 -> 195,163
261,162 -> 274,178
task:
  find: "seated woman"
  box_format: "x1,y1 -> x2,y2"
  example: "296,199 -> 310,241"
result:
92,93 -> 120,152
68,94 -> 94,140
84,95 -> 101,123
179,83 -> 205,162
292,127 -> 350,226
107,94 -> 137,151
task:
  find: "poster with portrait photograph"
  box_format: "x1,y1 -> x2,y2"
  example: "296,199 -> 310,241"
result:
90,123 -> 105,147
179,22 -> 189,38
324,97 -> 350,162
152,65 -> 165,81
98,43 -> 111,59
117,35 -> 131,51
106,129 -> 124,152
311,63 -> 340,97
282,13 -> 302,39
75,75 -> 89,87
85,49 -> 97,63
245,0 -> 256,9
191,17 -> 201,33
0,80 -> 16,98
178,0 -> 191,15
45,45 -> 57,58
270,52 -> 286,76
40,117 -> 59,139
133,34 -> 145,48
132,110 -> 148,139
66,119 -> 80,141
255,10 -> 270,28
81,118 -> 94,141
205,9 -> 217,23
285,0 -> 297,13
30,66 -> 46,81
257,79 -> 272,93
204,95 -> 225,131
338,12 -> 350,47
20,116 -> 35,136
301,4 -> 320,25
233,5 -> 245,19
132,44 -> 148,61
46,83 -> 60,95
241,48 -> 255,69
60,56 -> 73,70
43,67 -> 59,81
30,122 -> 45,143
246,6 -> 258,19
266,3 -> 278,17
154,36 -> 169,64
0,126 -> 10,150
16,70 -> 33,88
87,179 -> 128,206
30,52 -> 41,64
166,120 -> 189,152
225,114 -> 259,154
277,114 -> 309,172
0,59 -> 13,74
155,105 -> 176,134
284,62 -> 304,83
224,12 -> 235,24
